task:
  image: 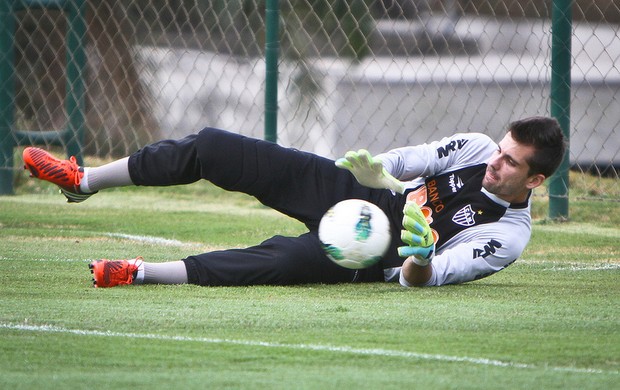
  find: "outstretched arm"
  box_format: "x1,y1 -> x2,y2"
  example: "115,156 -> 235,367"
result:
335,149 -> 406,194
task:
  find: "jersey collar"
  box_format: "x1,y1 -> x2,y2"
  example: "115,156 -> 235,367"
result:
481,187 -> 531,209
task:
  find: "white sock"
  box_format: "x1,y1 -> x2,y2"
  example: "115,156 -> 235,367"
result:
133,259 -> 145,285
143,261 -> 189,284
80,167 -> 93,193
80,157 -> 133,193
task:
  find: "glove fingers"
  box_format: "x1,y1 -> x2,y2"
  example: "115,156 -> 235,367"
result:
403,223 -> 433,247
337,149 -> 382,171
344,150 -> 358,159
341,150 -> 364,169
336,150 -> 405,194
398,246 -> 427,258
357,149 -> 371,160
404,202 -> 424,219
356,150 -> 383,171
336,151 -> 359,170
335,158 -> 352,170
400,229 -> 422,246
402,216 -> 424,234
354,149 -> 372,169
404,203 -> 430,228
344,151 -> 359,167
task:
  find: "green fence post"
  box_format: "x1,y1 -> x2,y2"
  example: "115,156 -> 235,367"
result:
264,0 -> 279,143
0,0 -> 87,195
0,0 -> 15,195
549,0 -> 572,220
63,0 -> 87,165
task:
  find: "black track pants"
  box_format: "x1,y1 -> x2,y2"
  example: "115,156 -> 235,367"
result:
128,127 -> 405,285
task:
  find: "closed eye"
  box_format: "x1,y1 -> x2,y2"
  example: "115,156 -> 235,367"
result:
497,146 -> 519,167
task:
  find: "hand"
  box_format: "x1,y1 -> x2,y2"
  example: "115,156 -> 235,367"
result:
398,201 -> 435,266
335,149 -> 405,194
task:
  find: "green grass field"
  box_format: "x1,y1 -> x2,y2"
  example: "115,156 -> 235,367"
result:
1,175 -> 619,389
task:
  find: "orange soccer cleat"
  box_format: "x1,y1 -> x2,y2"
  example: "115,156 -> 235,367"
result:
89,258 -> 143,288
23,147 -> 95,203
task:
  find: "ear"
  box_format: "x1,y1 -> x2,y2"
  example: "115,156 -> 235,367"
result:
526,173 -> 546,190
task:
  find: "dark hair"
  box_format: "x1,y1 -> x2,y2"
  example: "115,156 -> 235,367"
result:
508,116 -> 567,177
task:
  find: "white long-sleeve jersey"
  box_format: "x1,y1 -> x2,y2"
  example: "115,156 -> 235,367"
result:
377,132 -> 532,286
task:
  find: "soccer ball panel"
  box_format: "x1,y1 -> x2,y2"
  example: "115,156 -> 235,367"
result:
318,199 -> 391,269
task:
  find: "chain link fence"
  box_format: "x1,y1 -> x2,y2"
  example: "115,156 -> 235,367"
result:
3,0 -> 619,200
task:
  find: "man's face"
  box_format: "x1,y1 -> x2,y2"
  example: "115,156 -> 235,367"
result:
482,132 -> 544,203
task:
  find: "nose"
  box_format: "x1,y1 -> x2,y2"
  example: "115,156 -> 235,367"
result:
487,152 -> 501,170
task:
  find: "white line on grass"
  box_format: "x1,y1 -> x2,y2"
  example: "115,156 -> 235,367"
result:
103,232 -> 202,247
1,322 -> 615,376
19,258 -> 89,263
541,263 -> 620,272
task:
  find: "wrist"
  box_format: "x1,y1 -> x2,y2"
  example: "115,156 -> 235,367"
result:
410,255 -> 431,267
401,256 -> 434,287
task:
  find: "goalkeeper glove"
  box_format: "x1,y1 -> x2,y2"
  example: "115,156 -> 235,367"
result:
398,201 -> 435,266
335,149 -> 405,194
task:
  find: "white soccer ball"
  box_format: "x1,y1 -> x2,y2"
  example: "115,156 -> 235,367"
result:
318,199 -> 391,269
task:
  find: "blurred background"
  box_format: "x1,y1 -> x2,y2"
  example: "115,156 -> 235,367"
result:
3,0 -> 619,196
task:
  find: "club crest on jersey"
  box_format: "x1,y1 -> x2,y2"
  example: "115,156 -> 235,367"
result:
452,204 -> 476,227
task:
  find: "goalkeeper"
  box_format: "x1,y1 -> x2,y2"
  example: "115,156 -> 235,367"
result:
23,116 -> 565,287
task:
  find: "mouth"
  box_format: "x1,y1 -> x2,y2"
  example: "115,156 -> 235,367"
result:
484,168 -> 499,184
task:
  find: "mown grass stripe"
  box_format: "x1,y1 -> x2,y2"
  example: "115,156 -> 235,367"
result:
1,322 -> 615,376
